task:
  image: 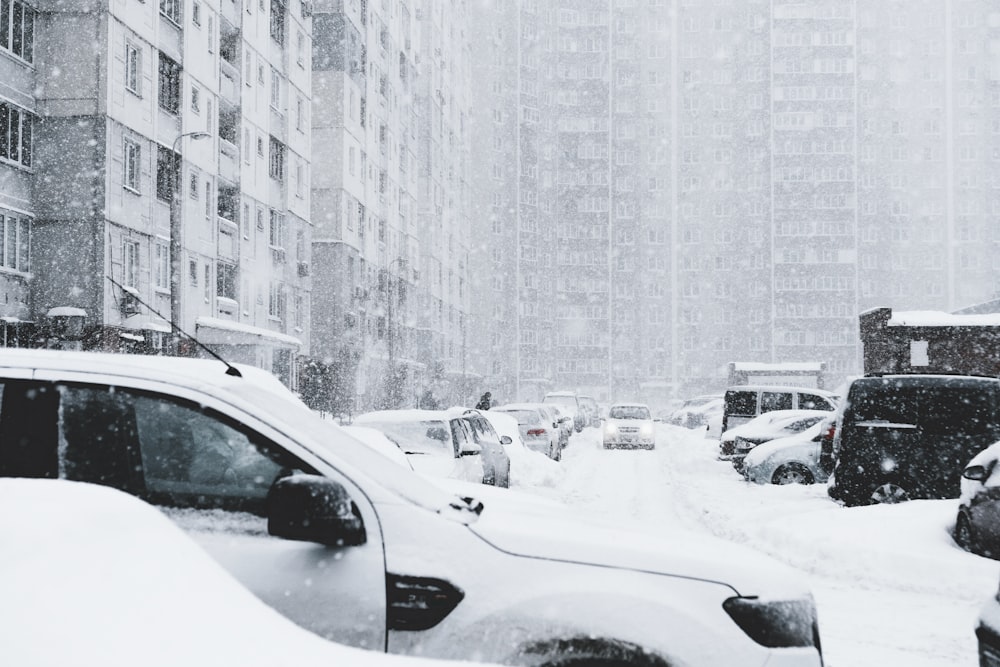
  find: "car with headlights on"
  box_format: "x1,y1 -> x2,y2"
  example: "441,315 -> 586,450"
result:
0,349 -> 824,667
603,403 -> 656,449
742,417 -> 837,486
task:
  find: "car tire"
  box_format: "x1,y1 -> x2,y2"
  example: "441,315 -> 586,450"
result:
771,463 -> 815,486
869,482 -> 910,505
955,511 -> 977,553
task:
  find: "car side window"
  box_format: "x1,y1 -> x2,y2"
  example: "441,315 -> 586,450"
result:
449,419 -> 468,457
468,416 -> 498,444
799,394 -> 830,411
56,384 -> 313,515
761,392 -> 793,412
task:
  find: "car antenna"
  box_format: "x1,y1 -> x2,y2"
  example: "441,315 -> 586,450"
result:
106,275 -> 242,377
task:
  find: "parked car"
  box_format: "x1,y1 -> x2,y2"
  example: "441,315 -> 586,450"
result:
668,394 -> 724,429
975,553 -> 1000,663
726,411 -> 831,473
742,417 -> 837,486
542,390 -> 586,432
719,409 -> 829,462
0,349 -> 824,667
577,394 -> 601,427
954,441 -> 1000,558
544,404 -> 575,446
493,403 -> 563,460
721,386 -> 838,434
603,403 -> 656,450
459,408 -> 513,487
828,374 -> 1000,507
1,477 -> 485,667
354,409 -> 511,488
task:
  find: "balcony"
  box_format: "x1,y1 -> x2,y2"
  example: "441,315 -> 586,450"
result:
219,140 -> 239,185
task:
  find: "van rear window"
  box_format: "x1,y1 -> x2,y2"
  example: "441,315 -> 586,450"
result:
726,391 -> 756,416
848,380 -> 997,435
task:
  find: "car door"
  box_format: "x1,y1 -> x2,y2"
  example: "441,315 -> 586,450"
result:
448,418 -> 486,484
0,376 -> 387,651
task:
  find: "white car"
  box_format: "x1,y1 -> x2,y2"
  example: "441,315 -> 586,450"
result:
742,418 -> 836,486
0,349 -> 824,667
493,403 -> 564,460
603,403 -> 656,449
0,477 -> 484,667
719,409 -> 831,467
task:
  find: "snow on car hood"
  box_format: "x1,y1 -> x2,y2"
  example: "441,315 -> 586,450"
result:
467,494 -> 812,599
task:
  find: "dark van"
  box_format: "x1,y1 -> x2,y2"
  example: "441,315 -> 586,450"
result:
721,385 -> 838,434
828,374 -> 1000,507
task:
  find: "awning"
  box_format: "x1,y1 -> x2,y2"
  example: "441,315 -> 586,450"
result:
195,316 -> 302,348
121,315 -> 172,333
120,332 -> 145,342
47,307 -> 87,318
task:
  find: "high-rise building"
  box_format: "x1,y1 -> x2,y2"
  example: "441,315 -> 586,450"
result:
471,0 -> 1000,404
8,0 -> 311,387
309,0 -> 473,413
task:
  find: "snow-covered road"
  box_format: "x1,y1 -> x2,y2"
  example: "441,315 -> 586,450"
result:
513,423 -> 1000,667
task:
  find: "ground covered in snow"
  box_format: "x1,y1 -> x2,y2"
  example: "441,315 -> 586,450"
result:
511,423 -> 1000,667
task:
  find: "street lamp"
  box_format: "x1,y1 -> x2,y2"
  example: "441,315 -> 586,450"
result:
386,257 -> 407,407
169,130 -> 211,351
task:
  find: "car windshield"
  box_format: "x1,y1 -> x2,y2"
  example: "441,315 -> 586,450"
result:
497,409 -> 541,425
610,406 -> 651,420
544,395 -> 576,408
357,420 -> 454,455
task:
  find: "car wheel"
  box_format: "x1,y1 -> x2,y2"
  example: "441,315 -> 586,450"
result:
869,482 -> 910,505
771,463 -> 815,486
955,512 -> 977,553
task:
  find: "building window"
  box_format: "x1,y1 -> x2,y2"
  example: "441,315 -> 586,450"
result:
217,262 -> 237,299
159,0 -> 182,25
0,212 -> 31,273
268,209 -> 285,249
189,259 -> 198,286
123,138 -> 141,192
0,101 -> 33,168
0,0 -> 34,63
296,30 -> 304,67
192,1 -> 201,25
295,96 -> 304,131
125,42 -> 142,96
158,53 -> 181,114
270,0 -> 285,45
154,243 -> 169,290
123,240 -> 140,288
257,136 -> 264,157
204,264 -> 211,302
268,281 -> 286,320
268,137 -> 285,181
270,68 -> 281,109
204,180 -> 212,217
189,171 -> 199,199
191,85 -> 200,113
156,145 -> 175,201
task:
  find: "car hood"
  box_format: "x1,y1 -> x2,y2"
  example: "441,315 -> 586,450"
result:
743,426 -> 820,468
468,498 -> 811,598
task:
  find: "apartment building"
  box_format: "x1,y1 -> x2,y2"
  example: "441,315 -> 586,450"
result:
4,0 -> 311,387
470,0 -> 1000,404
309,0 -> 473,413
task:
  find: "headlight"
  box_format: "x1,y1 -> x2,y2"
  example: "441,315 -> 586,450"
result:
723,596 -> 821,649
604,422 -> 617,435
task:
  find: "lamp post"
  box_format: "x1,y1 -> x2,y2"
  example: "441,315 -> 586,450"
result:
386,257 -> 407,407
169,130 -> 211,352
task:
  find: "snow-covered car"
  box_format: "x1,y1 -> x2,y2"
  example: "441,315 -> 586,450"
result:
577,394 -> 601,427
353,408 -> 510,487
668,394 -> 724,429
340,425 -> 413,469
542,390 -> 586,432
0,477 -> 486,667
719,409 -> 830,468
493,403 -> 563,460
742,417 -> 837,486
603,403 -> 656,450
954,441 -> 1000,558
543,404 -> 575,446
0,349 -> 824,667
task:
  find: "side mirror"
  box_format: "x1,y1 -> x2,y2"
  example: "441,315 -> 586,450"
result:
963,465 -> 990,482
500,435 -> 512,445
459,440 -> 482,456
559,416 -> 572,424
267,475 -> 366,547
